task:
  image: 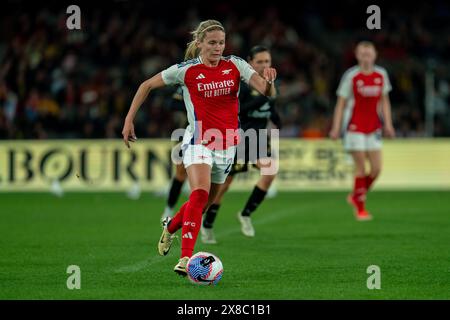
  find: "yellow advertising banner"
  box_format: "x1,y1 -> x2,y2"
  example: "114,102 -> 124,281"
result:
232,139 -> 450,190
0,139 -> 449,191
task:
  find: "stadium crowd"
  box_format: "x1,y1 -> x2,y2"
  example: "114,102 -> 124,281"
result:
1,0 -> 449,140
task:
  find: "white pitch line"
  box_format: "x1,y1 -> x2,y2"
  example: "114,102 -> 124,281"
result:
113,207 -> 299,273
114,256 -> 168,273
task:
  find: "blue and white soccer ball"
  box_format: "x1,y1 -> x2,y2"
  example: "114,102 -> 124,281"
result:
186,252 -> 223,286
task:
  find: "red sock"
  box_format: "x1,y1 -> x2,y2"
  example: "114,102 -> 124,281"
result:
365,175 -> 376,190
352,176 -> 367,212
181,189 -> 209,258
167,202 -> 188,234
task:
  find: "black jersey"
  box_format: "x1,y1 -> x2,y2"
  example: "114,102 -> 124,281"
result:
238,82 -> 281,131
169,86 -> 185,111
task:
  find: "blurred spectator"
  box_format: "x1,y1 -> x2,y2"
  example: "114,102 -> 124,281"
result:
0,0 -> 449,140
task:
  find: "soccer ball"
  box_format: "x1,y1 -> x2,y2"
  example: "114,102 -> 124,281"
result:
186,252 -> 223,286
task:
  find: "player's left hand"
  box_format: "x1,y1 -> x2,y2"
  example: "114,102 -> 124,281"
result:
384,125 -> 396,138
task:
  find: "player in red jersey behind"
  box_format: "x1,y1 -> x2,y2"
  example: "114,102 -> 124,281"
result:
122,20 -> 277,275
330,41 -> 395,221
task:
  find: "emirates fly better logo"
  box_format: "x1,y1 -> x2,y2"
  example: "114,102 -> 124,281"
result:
357,85 -> 382,97
197,80 -> 235,98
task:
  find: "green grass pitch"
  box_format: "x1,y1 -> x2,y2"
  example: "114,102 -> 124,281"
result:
0,191 -> 449,299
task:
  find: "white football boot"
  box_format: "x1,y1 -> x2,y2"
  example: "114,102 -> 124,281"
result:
201,224 -> 217,244
158,217 -> 175,256
174,257 -> 189,276
237,211 -> 255,237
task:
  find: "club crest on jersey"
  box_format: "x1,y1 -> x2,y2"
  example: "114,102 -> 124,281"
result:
222,69 -> 232,75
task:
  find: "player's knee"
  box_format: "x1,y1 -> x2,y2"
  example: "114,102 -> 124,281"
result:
214,187 -> 229,204
257,174 -> 275,190
224,179 -> 233,191
370,167 -> 381,178
354,166 -> 365,177
175,167 -> 187,181
263,174 -> 276,185
219,186 -> 228,196
175,173 -> 186,182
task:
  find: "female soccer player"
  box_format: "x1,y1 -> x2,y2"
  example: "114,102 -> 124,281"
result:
201,46 -> 280,243
329,41 -> 395,221
122,20 -> 277,275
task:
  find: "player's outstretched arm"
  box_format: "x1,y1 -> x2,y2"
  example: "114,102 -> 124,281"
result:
329,96 -> 347,140
381,95 -> 395,138
248,67 -> 277,97
122,73 -> 166,148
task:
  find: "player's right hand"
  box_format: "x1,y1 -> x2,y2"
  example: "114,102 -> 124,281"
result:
122,120 -> 137,148
384,125 -> 396,138
329,128 -> 340,140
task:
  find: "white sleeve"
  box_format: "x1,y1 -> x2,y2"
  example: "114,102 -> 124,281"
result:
380,68 -> 392,95
336,71 -> 353,99
230,56 -> 257,84
161,63 -> 186,86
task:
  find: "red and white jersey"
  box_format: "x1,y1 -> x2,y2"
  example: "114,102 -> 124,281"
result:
337,65 -> 392,134
161,55 -> 256,149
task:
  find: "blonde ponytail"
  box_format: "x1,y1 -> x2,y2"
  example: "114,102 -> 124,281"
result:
184,20 -> 225,61
184,40 -> 200,61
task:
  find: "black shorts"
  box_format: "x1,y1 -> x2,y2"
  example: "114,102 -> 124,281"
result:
229,162 -> 253,175
229,133 -> 272,176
